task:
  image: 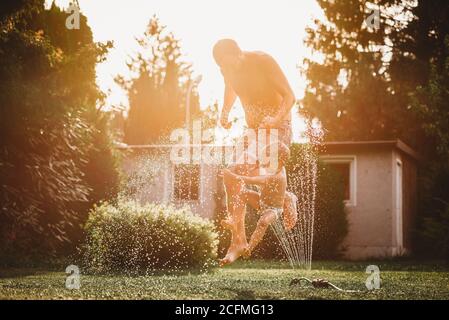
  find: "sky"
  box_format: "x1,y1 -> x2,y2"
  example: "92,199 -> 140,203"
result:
48,0 -> 324,142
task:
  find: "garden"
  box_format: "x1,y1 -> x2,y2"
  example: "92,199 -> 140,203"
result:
1,0 -> 449,302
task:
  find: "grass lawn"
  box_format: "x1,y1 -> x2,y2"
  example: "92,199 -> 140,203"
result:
1,260 -> 448,300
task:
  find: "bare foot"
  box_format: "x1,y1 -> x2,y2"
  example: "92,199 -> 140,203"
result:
283,192 -> 298,231
219,243 -> 247,267
242,246 -> 252,259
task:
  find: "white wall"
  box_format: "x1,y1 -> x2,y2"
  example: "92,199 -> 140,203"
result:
120,149 -> 218,220
340,149 -> 396,259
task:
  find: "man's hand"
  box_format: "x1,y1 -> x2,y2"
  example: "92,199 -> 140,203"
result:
261,116 -> 279,129
221,168 -> 235,180
221,169 -> 243,184
220,112 -> 232,129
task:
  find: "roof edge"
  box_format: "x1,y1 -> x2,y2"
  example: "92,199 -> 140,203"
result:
321,139 -> 421,161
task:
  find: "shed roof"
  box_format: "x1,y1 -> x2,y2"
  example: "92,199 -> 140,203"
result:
321,139 -> 421,162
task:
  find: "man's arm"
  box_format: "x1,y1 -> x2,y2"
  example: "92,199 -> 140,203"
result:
225,169 -> 267,186
239,174 -> 267,186
262,55 -> 296,128
220,76 -> 237,129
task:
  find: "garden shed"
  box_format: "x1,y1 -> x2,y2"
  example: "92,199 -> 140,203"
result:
320,140 -> 420,259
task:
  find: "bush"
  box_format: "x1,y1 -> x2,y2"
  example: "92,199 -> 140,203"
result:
416,200 -> 449,261
312,162 -> 349,258
413,161 -> 449,260
83,201 -> 218,273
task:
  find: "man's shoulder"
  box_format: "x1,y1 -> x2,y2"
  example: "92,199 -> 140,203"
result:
244,51 -> 276,65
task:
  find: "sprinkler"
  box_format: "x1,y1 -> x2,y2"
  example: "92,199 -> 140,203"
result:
289,277 -> 360,293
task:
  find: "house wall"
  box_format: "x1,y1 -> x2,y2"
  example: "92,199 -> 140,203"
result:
345,148 -> 395,259
173,163 -> 218,220
119,148 -> 218,220
120,149 -> 173,205
391,150 -> 404,256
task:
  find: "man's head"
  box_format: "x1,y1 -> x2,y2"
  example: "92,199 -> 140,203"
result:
213,39 -> 243,71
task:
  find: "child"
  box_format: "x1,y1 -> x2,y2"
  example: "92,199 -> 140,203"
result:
221,142 -> 297,261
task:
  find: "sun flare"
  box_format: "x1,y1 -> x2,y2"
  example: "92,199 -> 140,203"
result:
47,0 -> 324,142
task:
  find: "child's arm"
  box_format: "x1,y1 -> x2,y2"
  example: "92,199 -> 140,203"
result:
224,169 -> 268,186
238,174 -> 267,186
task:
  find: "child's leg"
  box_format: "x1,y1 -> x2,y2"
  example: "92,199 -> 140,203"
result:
219,165 -> 259,267
245,209 -> 278,256
221,188 -> 260,230
244,189 -> 261,211
220,170 -> 250,267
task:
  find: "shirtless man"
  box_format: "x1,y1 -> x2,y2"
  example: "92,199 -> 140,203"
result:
213,39 -> 297,265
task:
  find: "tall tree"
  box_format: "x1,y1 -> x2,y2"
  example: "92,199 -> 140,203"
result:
117,17 -> 200,145
302,0 -> 420,144
0,0 -> 119,259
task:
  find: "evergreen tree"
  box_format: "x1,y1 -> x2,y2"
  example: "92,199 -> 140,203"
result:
117,17 -> 200,145
0,1 -> 119,260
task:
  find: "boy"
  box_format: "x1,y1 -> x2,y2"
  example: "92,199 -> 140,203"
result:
221,142 -> 297,264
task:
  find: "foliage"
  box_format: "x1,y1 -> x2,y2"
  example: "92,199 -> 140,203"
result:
385,0 -> 449,258
83,200 -> 218,273
302,0 -> 419,143
416,200 -> 449,261
0,1 -> 119,260
312,162 -> 349,258
302,0 -> 448,152
117,16 -> 201,145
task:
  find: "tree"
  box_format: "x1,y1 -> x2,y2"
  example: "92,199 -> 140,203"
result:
117,17 -> 200,145
0,1 -> 119,260
302,0 -> 421,144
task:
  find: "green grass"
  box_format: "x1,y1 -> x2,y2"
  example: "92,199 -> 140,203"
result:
1,260 -> 448,300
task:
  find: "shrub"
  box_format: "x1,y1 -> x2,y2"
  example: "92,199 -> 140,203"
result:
83,200 -> 218,273
416,200 -> 449,261
312,162 -> 348,258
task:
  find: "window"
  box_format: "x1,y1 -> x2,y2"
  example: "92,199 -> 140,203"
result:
321,156 -> 356,206
328,162 -> 350,201
173,164 -> 200,201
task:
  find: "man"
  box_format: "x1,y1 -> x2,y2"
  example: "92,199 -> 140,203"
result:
213,39 -> 297,265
